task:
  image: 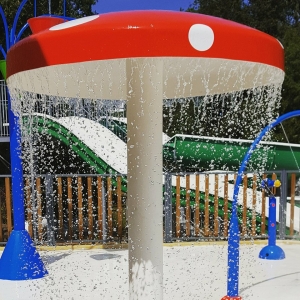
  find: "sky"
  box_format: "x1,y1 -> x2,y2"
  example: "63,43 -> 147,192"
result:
92,0 -> 193,14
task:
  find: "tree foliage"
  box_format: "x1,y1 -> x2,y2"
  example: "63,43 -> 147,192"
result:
186,0 -> 300,143
187,0 -> 247,24
1,1 -> 300,143
0,0 -> 97,54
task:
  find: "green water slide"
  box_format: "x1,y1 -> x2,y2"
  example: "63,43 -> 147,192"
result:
27,114 -> 271,234
24,115 -> 116,174
100,118 -> 300,172
98,117 -> 300,233
99,118 -> 127,141
23,114 -> 128,193
163,135 -> 300,172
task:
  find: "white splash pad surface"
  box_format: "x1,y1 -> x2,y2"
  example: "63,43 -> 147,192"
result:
0,242 -> 299,299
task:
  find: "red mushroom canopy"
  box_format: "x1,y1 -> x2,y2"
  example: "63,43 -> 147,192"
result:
7,10 -> 284,99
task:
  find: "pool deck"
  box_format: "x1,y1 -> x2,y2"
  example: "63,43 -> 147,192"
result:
0,240 -> 299,300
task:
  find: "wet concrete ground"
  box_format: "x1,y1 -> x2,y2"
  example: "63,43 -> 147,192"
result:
0,241 -> 299,300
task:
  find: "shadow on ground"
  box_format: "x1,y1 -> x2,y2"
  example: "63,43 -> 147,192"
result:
90,253 -> 122,261
40,253 -> 71,265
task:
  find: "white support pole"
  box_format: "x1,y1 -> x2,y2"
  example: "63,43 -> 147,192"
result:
126,58 -> 164,300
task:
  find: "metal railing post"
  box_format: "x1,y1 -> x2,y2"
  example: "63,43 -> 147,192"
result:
102,177 -> 107,242
164,173 -> 173,243
279,170 -> 287,239
45,174 -> 55,246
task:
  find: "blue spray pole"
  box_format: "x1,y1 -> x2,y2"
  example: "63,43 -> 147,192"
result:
259,178 -> 285,259
0,90 -> 48,280
222,110 -> 300,300
0,1 -> 48,280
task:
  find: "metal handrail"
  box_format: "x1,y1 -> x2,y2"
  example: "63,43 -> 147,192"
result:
0,80 -> 9,137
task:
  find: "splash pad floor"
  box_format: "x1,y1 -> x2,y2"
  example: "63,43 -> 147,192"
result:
0,241 -> 299,300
